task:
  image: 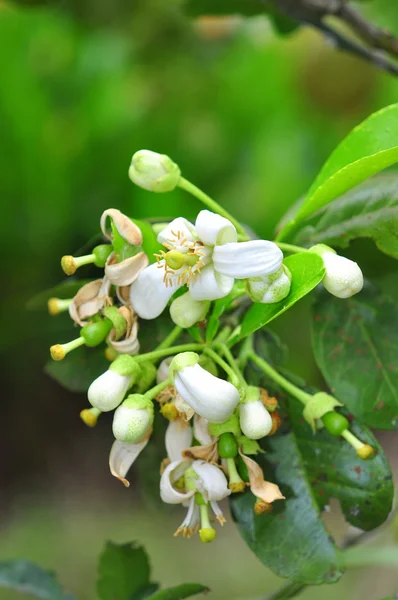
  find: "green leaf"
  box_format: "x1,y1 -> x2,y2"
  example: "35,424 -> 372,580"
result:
237,252 -> 325,340
312,285 -> 398,429
279,104 -> 398,240
230,438 -> 345,584
97,542 -> 152,600
0,560 -> 75,599
133,219 -> 162,264
27,279 -> 92,310
230,390 -> 393,583
147,583 -> 209,600
293,174 -> 398,258
184,0 -> 265,17
45,345 -> 109,393
205,281 -> 245,343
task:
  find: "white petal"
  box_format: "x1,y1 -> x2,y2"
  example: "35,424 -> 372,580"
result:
157,358 -> 172,384
191,460 -> 231,502
130,261 -> 181,319
174,364 -> 240,423
160,460 -> 195,504
193,415 -> 213,446
170,292 -> 209,328
157,217 -> 195,248
195,210 -> 237,246
239,401 -> 273,440
165,420 -> 193,462
88,370 -> 131,412
109,439 -> 148,487
189,265 -> 234,301
213,240 -> 283,279
322,253 -> 364,299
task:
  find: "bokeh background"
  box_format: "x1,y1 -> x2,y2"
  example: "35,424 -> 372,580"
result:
1,1 -> 398,598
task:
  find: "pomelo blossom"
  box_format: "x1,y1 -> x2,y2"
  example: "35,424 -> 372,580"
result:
239,386 -> 273,440
130,210 -> 283,319
311,244 -> 363,299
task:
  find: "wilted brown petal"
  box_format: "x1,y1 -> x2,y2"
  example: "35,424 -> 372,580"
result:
100,208 -> 143,246
240,451 -> 285,504
69,278 -> 112,326
175,394 -> 195,421
116,285 -> 131,306
108,308 -> 140,355
182,440 -> 219,464
105,251 -> 149,286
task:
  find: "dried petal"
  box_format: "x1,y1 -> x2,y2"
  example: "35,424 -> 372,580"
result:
108,308 -> 140,355
101,208 -> 143,246
69,278 -> 111,326
182,440 -> 219,464
105,252 -> 149,286
240,451 -> 285,504
109,436 -> 150,487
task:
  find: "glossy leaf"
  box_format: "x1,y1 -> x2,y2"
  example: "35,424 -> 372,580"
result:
278,104 -> 398,240
294,174 -> 398,258
147,583 -> 210,600
0,560 -> 75,599
97,542 -> 152,600
27,279 -> 92,310
237,252 -> 325,340
312,285 -> 398,429
45,346 -> 109,393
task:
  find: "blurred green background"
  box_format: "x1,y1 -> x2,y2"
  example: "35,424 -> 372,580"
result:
1,1 -> 398,598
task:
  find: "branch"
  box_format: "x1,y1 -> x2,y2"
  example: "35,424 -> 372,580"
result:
269,0 -> 398,77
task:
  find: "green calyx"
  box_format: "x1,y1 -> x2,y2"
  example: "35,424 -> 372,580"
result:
93,244 -> 112,267
241,385 -> 261,404
81,319 -> 113,347
134,361 -> 157,393
218,432 -> 238,459
309,244 -> 335,258
103,306 -> 128,340
303,392 -> 343,433
121,393 -> 154,415
208,412 -> 240,437
110,355 -> 141,379
237,435 -> 262,455
169,352 -> 199,381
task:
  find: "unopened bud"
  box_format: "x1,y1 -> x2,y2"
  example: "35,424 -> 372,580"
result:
247,265 -> 292,304
112,394 -> 154,443
128,150 -> 181,193
170,292 -> 210,329
310,245 -> 363,299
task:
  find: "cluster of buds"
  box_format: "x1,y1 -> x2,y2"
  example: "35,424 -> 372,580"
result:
47,149 -> 370,542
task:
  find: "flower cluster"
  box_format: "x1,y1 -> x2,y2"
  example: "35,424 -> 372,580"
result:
48,150 -> 372,543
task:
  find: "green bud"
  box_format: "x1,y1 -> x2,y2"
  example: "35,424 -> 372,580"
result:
218,432 -> 238,459
93,244 -> 113,267
128,150 -> 181,193
170,292 -> 210,329
81,319 -> 113,347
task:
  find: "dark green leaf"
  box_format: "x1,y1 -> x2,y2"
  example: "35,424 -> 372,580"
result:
45,345 -> 109,393
230,438 -> 345,584
312,285 -> 398,429
147,583 -> 209,600
279,104 -> 398,240
0,560 -> 75,599
237,252 -> 325,340
27,279 -> 92,310
133,219 -> 163,264
130,583 -> 160,600
294,174 -> 398,258
97,542 -> 152,600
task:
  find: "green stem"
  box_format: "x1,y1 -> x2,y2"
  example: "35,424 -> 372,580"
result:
203,347 -> 240,388
134,343 -> 203,364
178,177 -> 248,240
265,581 -> 306,600
217,344 -> 247,388
145,379 -> 171,401
275,242 -> 308,254
156,326 -> 183,351
249,353 -> 311,405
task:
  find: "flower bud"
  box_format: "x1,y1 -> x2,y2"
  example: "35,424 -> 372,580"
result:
87,356 -> 141,412
311,245 -> 363,299
239,387 -> 272,440
247,265 -> 292,304
112,394 -> 154,444
169,352 -> 240,423
170,292 -> 210,329
128,150 -> 181,193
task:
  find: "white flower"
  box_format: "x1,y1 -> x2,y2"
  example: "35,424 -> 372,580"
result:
239,400 -> 273,440
160,459 -> 230,540
88,370 -> 132,412
322,253 -> 363,299
128,150 -> 181,192
130,210 -> 283,319
311,244 -> 363,299
170,352 -> 240,423
247,265 -> 292,304
112,394 -> 154,444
